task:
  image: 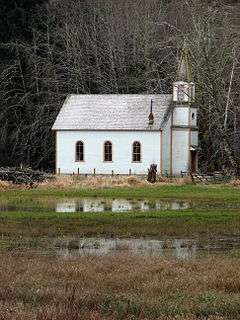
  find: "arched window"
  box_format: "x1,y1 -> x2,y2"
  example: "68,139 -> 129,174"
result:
76,141 -> 84,161
104,141 -> 112,162
132,141 -> 141,162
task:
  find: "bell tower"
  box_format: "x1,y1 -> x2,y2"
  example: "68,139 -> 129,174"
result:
170,42 -> 199,175
173,44 -> 195,103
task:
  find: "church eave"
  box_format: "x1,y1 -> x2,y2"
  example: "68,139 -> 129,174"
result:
52,128 -> 163,132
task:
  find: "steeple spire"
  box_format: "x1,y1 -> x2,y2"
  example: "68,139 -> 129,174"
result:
177,40 -> 192,82
173,40 -> 195,103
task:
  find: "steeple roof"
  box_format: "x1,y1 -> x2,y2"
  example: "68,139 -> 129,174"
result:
178,41 -> 192,82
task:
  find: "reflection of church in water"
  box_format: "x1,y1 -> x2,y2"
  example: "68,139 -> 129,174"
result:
55,198 -> 189,213
58,238 -> 198,261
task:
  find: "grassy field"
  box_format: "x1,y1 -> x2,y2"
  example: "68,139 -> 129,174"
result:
1,184 -> 240,201
0,209 -> 239,238
1,184 -> 240,238
0,252 -> 240,320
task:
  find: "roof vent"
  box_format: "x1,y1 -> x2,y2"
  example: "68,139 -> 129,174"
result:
148,99 -> 154,125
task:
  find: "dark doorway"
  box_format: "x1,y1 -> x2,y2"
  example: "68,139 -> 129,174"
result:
190,150 -> 198,173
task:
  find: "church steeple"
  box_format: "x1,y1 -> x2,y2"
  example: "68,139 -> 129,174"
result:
178,42 -> 192,82
173,42 -> 195,103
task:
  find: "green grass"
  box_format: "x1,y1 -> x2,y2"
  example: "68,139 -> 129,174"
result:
0,184 -> 240,238
0,208 -> 239,220
0,208 -> 239,238
1,184 -> 240,202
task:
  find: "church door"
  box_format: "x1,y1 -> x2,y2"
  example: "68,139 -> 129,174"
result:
190,150 -> 197,173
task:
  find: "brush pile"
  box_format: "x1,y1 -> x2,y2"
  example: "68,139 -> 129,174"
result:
0,167 -> 53,186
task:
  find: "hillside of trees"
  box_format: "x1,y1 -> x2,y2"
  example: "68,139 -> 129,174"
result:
0,0 -> 240,173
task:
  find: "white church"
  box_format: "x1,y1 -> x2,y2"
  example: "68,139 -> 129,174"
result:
52,50 -> 199,176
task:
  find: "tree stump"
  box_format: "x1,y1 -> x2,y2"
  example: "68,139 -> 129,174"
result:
147,164 -> 157,183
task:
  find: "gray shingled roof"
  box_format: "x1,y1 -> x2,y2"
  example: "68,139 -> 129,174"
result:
52,94 -> 172,131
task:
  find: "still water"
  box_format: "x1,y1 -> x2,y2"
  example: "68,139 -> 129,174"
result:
55,198 -> 190,212
0,197 -> 238,213
55,236 -> 240,260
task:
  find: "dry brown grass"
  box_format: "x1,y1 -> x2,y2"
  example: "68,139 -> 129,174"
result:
0,180 -> 15,190
39,175 -> 148,189
38,175 -> 192,190
0,174 -> 192,191
0,175 -> 148,190
229,179 -> 240,187
0,252 -> 239,319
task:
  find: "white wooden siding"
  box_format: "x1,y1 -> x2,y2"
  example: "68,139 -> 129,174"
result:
172,130 -> 189,174
172,107 -> 189,126
162,117 -> 171,174
56,131 -> 161,175
191,131 -> 198,146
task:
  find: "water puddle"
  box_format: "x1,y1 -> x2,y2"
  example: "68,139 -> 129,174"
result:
0,197 -> 238,213
55,237 -> 240,260
55,198 -> 190,212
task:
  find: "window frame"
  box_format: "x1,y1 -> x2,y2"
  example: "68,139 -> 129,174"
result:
103,141 -> 113,162
75,141 -> 84,162
132,141 -> 141,163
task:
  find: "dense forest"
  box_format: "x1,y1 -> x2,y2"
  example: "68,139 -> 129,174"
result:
0,0 -> 240,173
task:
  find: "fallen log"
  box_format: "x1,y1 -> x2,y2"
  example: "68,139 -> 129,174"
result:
0,167 -> 54,186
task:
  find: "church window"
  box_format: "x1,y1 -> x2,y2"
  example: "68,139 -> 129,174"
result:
76,141 -> 84,161
104,141 -> 112,162
192,112 -> 195,120
132,141 -> 141,162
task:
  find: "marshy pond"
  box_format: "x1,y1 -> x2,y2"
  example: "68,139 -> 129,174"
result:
3,236 -> 239,260
1,196 -> 240,260
56,236 -> 240,260
0,197 -> 239,213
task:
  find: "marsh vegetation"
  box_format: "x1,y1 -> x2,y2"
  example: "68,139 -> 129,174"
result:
1,252 -> 240,319
0,184 -> 240,319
